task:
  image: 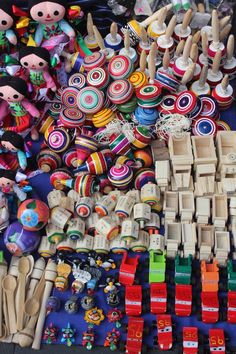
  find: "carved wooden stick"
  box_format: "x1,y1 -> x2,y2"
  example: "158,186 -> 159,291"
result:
149,42 -> 157,84
139,49 -> 147,72
181,9 -> 192,32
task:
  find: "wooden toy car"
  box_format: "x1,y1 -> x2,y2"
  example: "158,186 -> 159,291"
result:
125,285 -> 142,316
227,260 -> 236,291
125,317 -> 147,354
155,314 -> 173,351
150,283 -> 167,314
209,329 -> 225,354
175,255 -> 192,285
149,250 -> 166,283
175,284 -> 192,317
200,291 -> 219,323
182,327 -> 199,354
227,291 -> 236,323
119,252 -> 140,286
201,259 -> 219,292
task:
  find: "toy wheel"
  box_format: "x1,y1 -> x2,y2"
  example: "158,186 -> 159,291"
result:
141,344 -> 148,354
119,341 -> 126,351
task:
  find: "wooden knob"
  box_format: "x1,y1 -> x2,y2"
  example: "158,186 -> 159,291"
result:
181,63 -> 195,85
140,26 -> 148,44
181,9 -> 192,32
166,15 -> 177,40
199,64 -> 208,87
212,9 -> 219,45
139,49 -> 147,72
110,22 -> 118,42
198,3 -> 205,13
190,43 -> 198,63
140,3 -> 172,27
212,49 -> 222,74
163,48 -> 170,70
175,39 -> 185,57
157,7 -> 167,28
124,29 -> 131,54
219,24 -> 232,42
220,16 -> 231,30
149,42 -> 157,83
193,30 -> 201,44
221,74 -> 229,91
201,31 -> 208,57
226,34 -> 235,61
182,35 -> 192,63
93,25 -> 105,50
87,13 -> 94,39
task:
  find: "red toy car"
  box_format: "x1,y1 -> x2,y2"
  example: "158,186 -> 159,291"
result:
125,317 -> 145,354
119,252 -> 140,286
175,284 -> 192,317
209,329 -> 226,354
150,283 -> 167,314
182,327 -> 198,354
125,285 -> 142,316
227,291 -> 236,323
156,314 -> 173,350
201,291 -> 219,323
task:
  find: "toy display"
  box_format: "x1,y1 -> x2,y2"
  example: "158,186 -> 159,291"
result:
0,1 -> 236,352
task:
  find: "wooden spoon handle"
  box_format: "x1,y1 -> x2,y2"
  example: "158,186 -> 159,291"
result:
140,4 -> 172,27
139,49 -> 147,72
166,15 -> 177,40
17,274 -> 26,331
181,9 -> 192,32
32,270 -> 46,302
227,34 -> 234,61
212,9 -> 219,45
7,292 -> 17,334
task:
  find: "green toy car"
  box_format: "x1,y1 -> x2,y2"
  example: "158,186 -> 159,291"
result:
149,250 -> 166,283
175,255 -> 193,285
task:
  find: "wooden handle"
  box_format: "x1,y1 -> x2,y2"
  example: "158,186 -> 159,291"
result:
3,292 -> 9,336
198,3 -> 205,13
166,15 -> 177,40
157,7 -> 167,28
124,29 -> 130,54
190,43 -> 198,63
219,24 -> 232,42
140,3 -> 172,27
181,63 -> 195,85
182,35 -> 192,63
193,30 -> 201,44
227,34 -> 234,61
7,291 -> 17,334
212,49 -> 222,74
139,49 -> 147,72
220,15 -> 231,30
93,25 -> 105,50
212,9 -> 219,45
221,74 -> 229,91
17,274 -> 26,331
110,22 -> 117,42
140,26 -> 148,44
181,9 -> 192,32
149,42 -> 156,83
87,13 -> 94,39
199,64 -> 208,87
163,48 -> 170,70
201,30 -> 208,57
18,315 -> 38,348
175,39 -> 185,57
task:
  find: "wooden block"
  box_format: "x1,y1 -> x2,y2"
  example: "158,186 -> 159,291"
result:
212,194 -> 228,223
179,192 -> 195,220
165,222 -> 182,245
163,191 -> 179,213
151,139 -> 169,161
216,131 -> 236,170
195,164 -> 216,178
197,224 -> 214,249
192,135 -> 217,166
196,197 -> 210,220
168,133 -> 193,165
155,160 -> 171,186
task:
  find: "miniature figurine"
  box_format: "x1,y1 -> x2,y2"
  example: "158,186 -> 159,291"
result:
0,76 -> 40,140
82,325 -> 95,350
61,323 -> 76,347
95,254 -> 116,271
0,191 -> 9,231
106,289 -> 120,308
84,307 -> 105,326
104,328 -> 120,351
43,323 -> 58,344
65,295 -> 79,314
46,296 -> 61,315
0,169 -> 27,202
0,131 -> 27,170
81,295 -> 95,311
107,309 -> 123,328
0,2 -> 17,55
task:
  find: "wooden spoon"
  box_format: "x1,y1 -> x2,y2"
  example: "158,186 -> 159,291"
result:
2,275 -> 17,334
18,298 -> 40,348
17,257 -> 30,331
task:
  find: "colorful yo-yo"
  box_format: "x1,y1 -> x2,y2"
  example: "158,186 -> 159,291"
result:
84,13 -> 99,51
105,22 -> 123,52
173,9 -> 192,42
134,168 -> 156,189
129,71 -> 147,90
116,96 -> 137,114
109,132 -> 133,159
59,108 -> 85,128
75,197 -> 94,218
147,7 -> 167,39
86,67 -> 110,90
157,15 -> 176,57
108,164 -> 133,190
68,73 -> 86,89
74,151 -> 112,175
61,174 -> 99,197
77,86 -> 104,114
61,87 -> 80,109
158,94 -> 176,114
174,90 -> 197,115
92,108 -> 115,128
108,55 -> 134,80
192,117 -> 218,136
223,34 -> 236,79
107,79 -> 133,104
173,35 -> 193,78
50,169 -> 73,190
62,148 -> 77,168
75,132 -> 98,167
134,106 -> 159,125
37,149 -> 62,172
83,51 -> 106,72
199,94 -> 219,119
136,84 -> 162,108
212,75 -> 234,111
191,65 -> 211,96
208,10 -> 226,66
132,126 -> 151,149
46,127 -> 71,153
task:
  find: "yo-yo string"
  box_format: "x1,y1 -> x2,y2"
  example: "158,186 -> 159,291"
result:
155,113 -> 191,140
93,119 -> 136,144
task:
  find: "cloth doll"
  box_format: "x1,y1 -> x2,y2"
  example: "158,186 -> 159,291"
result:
0,131 -> 27,170
0,76 -> 40,140
0,1 -> 17,55
0,169 -> 27,202
0,191 -> 9,231
28,0 -> 75,54
19,45 -> 57,100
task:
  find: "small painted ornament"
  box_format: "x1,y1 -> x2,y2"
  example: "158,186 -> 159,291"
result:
61,174 -> 99,197
106,289 -> 120,308
107,309 -> 123,328
81,295 -> 95,310
75,133 -> 98,167
37,148 -> 62,172
17,199 -> 49,231
61,323 -> 76,347
65,295 -> 79,314
50,169 -> 73,190
84,307 -> 105,326
105,22 -> 123,52
74,151 -> 112,175
108,164 -> 133,190
43,323 -> 58,344
104,328 -> 120,351
55,262 -> 72,292
82,325 -> 95,350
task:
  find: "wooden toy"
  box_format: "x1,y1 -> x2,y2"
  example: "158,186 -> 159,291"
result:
93,25 -> 115,61
84,13 -> 99,51
2,274 -> 17,334
191,65 -> 211,96
196,197 -> 210,224
209,329 -> 226,352
207,49 -> 223,88
212,75 -> 234,111
199,31 -> 208,67
105,22 -> 122,52
157,15 -> 176,58
137,27 -> 150,54
45,223 -> 65,244
120,219 -> 139,245
212,194 -> 228,229
155,160 -> 170,191
37,149 -> 62,173
181,223 -> 197,257
175,284 -> 192,316
227,290 -> 236,323
179,191 -> 194,222
133,202 -> 151,229
208,10 -> 226,64
130,230 -> 149,252
0,252 -> 7,338
26,258 -> 45,301
147,7 -> 167,39
163,191 -> 178,221
164,222 -> 181,258
93,234 -> 110,254
223,34 -> 236,79
150,283 -> 167,314
119,252 -> 139,286
192,136 -> 217,167
95,216 -> 119,241
16,257 -> 31,331
173,9 -> 192,42
182,327 -> 199,354
173,35 -> 193,78
214,231 -> 230,265
197,224 -> 214,260
201,259 -> 219,292
169,133 -> 193,166
125,285 -> 142,316
149,250 -> 166,283
125,317 -> 146,353
200,291 -> 219,323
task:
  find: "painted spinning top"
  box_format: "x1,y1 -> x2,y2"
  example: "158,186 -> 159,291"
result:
74,151 -> 113,175
107,79 -> 134,105
62,148 -> 77,168
59,108 -> 85,128
77,86 -> 104,114
157,15 -> 176,56
173,9 -> 192,42
108,164 -> 133,190
174,90 -> 197,115
134,168 -> 156,190
108,55 -> 134,80
50,169 -> 73,190
109,132 -> 133,159
212,75 -> 234,111
83,51 -> 106,72
192,117 -> 217,136
134,106 -> 159,126
147,7 -> 167,39
132,126 -> 151,149
75,132 -> 99,166
61,86 -> 79,109
173,35 -> 193,78
133,149 -> 153,168
92,108 -> 115,128
68,73 -> 86,90
83,13 -> 99,51
105,22 -> 123,52
129,71 -> 147,90
61,174 -> 99,197
199,94 -> 219,119
86,67 -> 110,90
37,149 -> 62,173
46,127 -> 71,153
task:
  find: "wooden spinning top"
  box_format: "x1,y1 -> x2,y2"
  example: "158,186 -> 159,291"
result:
207,49 -> 223,88
174,9 -> 192,42
212,74 -> 234,110
138,27 -> 151,53
119,30 -> 138,64
147,7 -> 167,39
93,25 -> 115,61
105,22 -> 123,52
191,65 -> 211,96
157,15 -> 176,56
173,35 -> 193,78
84,13 -> 99,51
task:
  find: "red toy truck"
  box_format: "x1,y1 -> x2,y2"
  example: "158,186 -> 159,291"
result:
227,291 -> 236,323
150,283 -> 167,314
209,329 -> 226,354
182,327 -> 198,354
125,285 -> 142,316
119,252 -> 140,286
175,284 -> 192,317
201,291 -> 219,323
125,317 -> 145,354
156,314 -> 173,350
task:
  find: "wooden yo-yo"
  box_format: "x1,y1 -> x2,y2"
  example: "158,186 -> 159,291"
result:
37,149 -> 62,173
147,7 -> 167,39
223,34 -> 236,79
207,49 -> 223,88
93,25 -> 115,61
191,65 -> 211,95
38,236 -> 57,258
120,4 -> 172,45
190,43 -> 201,81
170,39 -> 185,68
157,15 -> 176,58
119,30 -> 138,65
105,22 -> 123,52
199,31 -> 208,67
50,169 -> 72,191
147,42 -> 161,74
173,35 -> 193,78
84,13 -> 99,51
212,75 -> 234,110
208,10 -> 226,66
173,9 -> 192,43
137,27 -> 151,54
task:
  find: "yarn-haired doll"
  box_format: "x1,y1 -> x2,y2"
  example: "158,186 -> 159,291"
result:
0,131 -> 27,170
19,45 -> 57,100
0,76 -> 40,140
0,1 -> 17,54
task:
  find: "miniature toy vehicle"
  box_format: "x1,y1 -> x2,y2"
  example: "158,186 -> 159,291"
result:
125,285 -> 142,316
209,329 -> 225,354
201,259 -> 219,292
201,291 -> 219,323
119,252 -> 140,286
150,283 -> 167,314
175,255 -> 192,285
149,250 -> 166,283
155,314 -> 173,351
175,284 -> 192,317
227,291 -> 236,323
182,327 -> 198,354
227,260 -> 236,291
125,317 -> 146,354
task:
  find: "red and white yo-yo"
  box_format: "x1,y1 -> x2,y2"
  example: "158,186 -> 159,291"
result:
173,9 -> 192,42
105,22 -> 123,52
93,25 -> 115,61
157,15 -> 176,58
147,7 -> 167,39
173,35 -> 193,78
83,13 -> 99,51
199,31 -> 208,67
223,34 -> 236,79
137,27 -> 151,54
212,74 -> 234,111
191,64 -> 211,96
207,49 -> 223,88
119,30 -> 138,64
208,10 -> 226,66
